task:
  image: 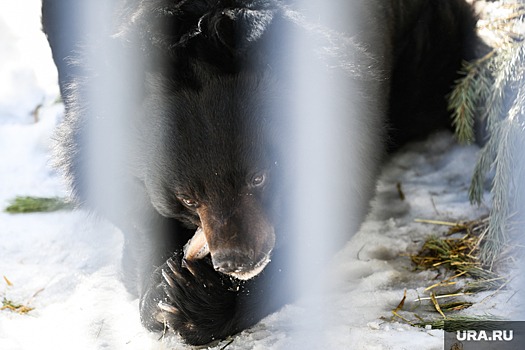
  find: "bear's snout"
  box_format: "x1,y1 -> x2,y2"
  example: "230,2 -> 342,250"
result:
197,196 -> 275,280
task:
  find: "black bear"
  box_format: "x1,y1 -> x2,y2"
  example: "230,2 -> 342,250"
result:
42,0 -> 478,345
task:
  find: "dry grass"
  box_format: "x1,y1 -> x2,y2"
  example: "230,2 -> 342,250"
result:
389,216 -> 514,330
411,217 -> 508,293
1,276 -> 38,315
1,298 -> 34,314
4,196 -> 73,213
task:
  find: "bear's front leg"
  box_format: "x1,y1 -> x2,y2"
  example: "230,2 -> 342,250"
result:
139,254 -> 248,346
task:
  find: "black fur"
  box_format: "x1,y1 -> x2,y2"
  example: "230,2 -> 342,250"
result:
42,0 -> 479,345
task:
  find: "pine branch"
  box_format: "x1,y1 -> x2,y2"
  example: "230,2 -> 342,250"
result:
448,62 -> 478,144
448,51 -> 495,145
468,138 -> 494,205
453,1 -> 525,267
484,43 -> 525,131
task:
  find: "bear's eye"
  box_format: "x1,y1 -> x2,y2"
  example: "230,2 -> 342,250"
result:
180,197 -> 199,208
250,172 -> 267,188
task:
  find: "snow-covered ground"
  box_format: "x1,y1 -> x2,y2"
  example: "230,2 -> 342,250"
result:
0,2 -> 519,349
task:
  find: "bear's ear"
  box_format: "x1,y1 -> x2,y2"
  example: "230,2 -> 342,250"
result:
204,8 -> 275,52
115,1 -> 275,55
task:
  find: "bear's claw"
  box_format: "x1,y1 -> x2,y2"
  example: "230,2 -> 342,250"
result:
140,254 -> 242,345
158,301 -> 179,315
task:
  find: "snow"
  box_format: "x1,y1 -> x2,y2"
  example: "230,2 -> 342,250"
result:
0,2 -> 518,350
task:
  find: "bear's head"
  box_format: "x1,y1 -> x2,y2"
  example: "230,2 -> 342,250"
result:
140,71 -> 287,280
